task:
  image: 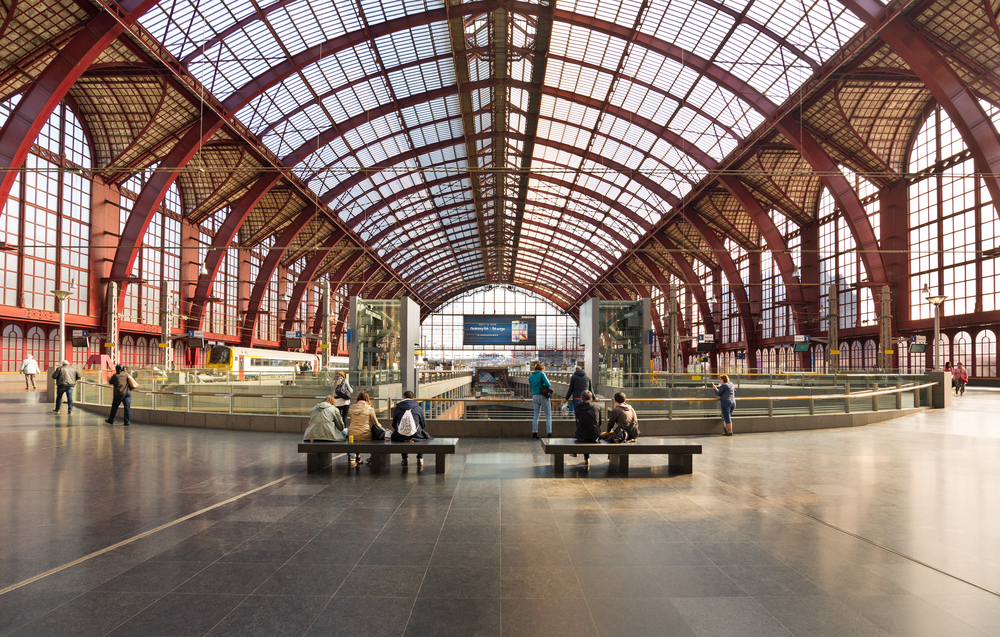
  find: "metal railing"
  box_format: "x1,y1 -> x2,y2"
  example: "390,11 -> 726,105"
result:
73,379 -> 935,421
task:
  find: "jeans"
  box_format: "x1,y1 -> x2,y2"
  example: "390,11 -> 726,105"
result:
401,454 -> 423,460
572,399 -> 582,424
532,394 -> 552,434
720,398 -> 736,424
575,437 -> 599,460
55,386 -> 74,412
109,393 -> 131,424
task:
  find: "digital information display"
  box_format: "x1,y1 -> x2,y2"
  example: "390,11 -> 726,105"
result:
463,315 -> 536,346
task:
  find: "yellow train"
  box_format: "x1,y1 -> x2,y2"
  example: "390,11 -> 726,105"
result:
206,346 -> 348,378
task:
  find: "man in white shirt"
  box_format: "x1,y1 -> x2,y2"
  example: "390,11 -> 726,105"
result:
20,355 -> 40,390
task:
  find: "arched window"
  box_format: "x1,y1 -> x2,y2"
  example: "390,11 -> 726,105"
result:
813,343 -> 825,373
953,331 -> 972,369
3,325 -> 24,372
839,341 -> 850,370
936,333 -> 950,368
852,341 -> 863,371
49,329 -> 61,367
173,339 -> 185,368
863,339 -> 877,369
148,338 -> 160,366
976,330 -> 996,378
755,349 -> 763,374
909,104 -> 1000,320
136,337 -> 148,367
896,340 -> 911,374
121,335 -> 135,367
26,327 -> 46,367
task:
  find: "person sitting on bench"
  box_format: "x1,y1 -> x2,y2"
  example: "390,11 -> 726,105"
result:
601,392 -> 639,442
572,390 -> 602,468
391,390 -> 434,467
303,395 -> 346,442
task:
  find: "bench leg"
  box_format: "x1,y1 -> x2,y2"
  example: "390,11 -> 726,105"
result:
617,454 -> 629,476
369,453 -> 388,474
553,454 -> 564,475
435,453 -> 447,474
608,454 -> 619,473
668,454 -> 693,474
307,452 -> 332,473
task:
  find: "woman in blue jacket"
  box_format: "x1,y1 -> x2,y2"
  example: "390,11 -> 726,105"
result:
529,362 -> 553,439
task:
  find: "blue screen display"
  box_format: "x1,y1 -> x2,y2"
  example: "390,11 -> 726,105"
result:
463,315 -> 536,346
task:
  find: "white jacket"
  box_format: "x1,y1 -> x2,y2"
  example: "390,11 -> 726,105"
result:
20,358 -> 40,374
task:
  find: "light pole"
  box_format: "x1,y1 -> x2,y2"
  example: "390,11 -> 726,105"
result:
51,279 -> 77,364
922,283 -> 947,371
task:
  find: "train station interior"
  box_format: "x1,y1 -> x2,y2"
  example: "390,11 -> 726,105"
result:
2,0 -> 1000,634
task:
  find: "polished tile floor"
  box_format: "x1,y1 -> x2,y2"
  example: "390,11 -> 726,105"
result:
1,385 -> 999,636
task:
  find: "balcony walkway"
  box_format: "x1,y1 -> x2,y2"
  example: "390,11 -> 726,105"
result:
0,384 -> 998,636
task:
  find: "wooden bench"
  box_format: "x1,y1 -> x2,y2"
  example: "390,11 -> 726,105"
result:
298,438 -> 459,474
540,438 -> 703,476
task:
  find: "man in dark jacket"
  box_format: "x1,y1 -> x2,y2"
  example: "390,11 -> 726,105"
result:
106,364 -> 132,426
391,390 -> 433,467
563,363 -> 593,424
573,391 -> 602,468
51,360 -> 80,414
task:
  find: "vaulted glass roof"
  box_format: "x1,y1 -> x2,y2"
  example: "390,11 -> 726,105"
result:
138,0 -> 870,306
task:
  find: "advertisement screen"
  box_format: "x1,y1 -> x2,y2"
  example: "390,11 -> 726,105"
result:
463,315 -> 536,346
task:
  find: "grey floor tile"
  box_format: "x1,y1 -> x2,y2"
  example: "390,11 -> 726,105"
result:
589,595 -> 697,637
404,597 -> 500,636
919,594 -> 1000,637
617,523 -> 688,543
841,594 -> 991,637
567,543 -> 641,567
376,522 -> 444,544
0,588 -> 79,636
721,565 -> 827,597
206,595 -> 329,637
672,597 -> 793,637
756,595 -> 892,637
173,562 -> 279,595
288,540 -> 371,566
431,542 -> 501,568
307,596 -> 414,637
696,542 -> 783,566
335,565 -> 427,598
630,542 -> 714,567
253,563 -> 353,596
94,560 -> 208,593
419,566 -> 500,599
500,598 -> 598,637
501,566 -> 584,599
439,522 -> 501,543
649,566 -> 748,597
106,593 -> 246,637
360,542 -> 437,567
501,543 -> 574,568
220,539 -> 307,563
7,591 -> 161,637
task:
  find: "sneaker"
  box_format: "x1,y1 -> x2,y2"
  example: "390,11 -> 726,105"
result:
401,459 -> 408,466
123,423 -> 130,426
417,459 -> 423,467
67,410 -> 72,414
105,419 -> 114,425
583,459 -> 590,468
547,433 -> 552,438
532,432 -> 539,439
52,409 -> 60,413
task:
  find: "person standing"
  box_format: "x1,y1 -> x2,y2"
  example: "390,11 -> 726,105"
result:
347,390 -> 380,468
333,372 -> 353,424
303,395 -> 346,441
51,360 -> 80,414
572,391 -> 602,468
106,364 -> 132,426
20,354 -> 40,390
391,390 -> 433,467
712,374 -> 736,436
563,363 -> 593,424
529,362 -> 553,439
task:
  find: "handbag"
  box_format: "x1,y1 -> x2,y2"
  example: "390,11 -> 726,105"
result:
540,385 -> 554,399
369,422 -> 387,440
126,375 -> 139,390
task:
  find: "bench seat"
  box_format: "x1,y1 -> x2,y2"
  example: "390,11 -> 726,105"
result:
298,438 -> 459,474
540,438 -> 703,475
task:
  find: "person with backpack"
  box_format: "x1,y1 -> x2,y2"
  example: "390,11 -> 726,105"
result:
563,363 -> 593,425
601,392 -> 639,443
105,364 -> 133,426
332,373 -> 353,423
391,390 -> 433,467
572,391 -> 603,468
529,362 -> 553,439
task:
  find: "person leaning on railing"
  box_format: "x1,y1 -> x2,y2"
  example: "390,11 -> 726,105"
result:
712,374 -> 736,436
529,362 -> 553,439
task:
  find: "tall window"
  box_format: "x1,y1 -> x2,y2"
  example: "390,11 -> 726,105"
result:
0,100 -> 91,314
976,330 -> 996,377
909,106 -> 995,318
421,285 -> 579,359
720,239 -> 746,345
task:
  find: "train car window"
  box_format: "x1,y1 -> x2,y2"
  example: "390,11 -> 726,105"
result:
209,347 -> 231,364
